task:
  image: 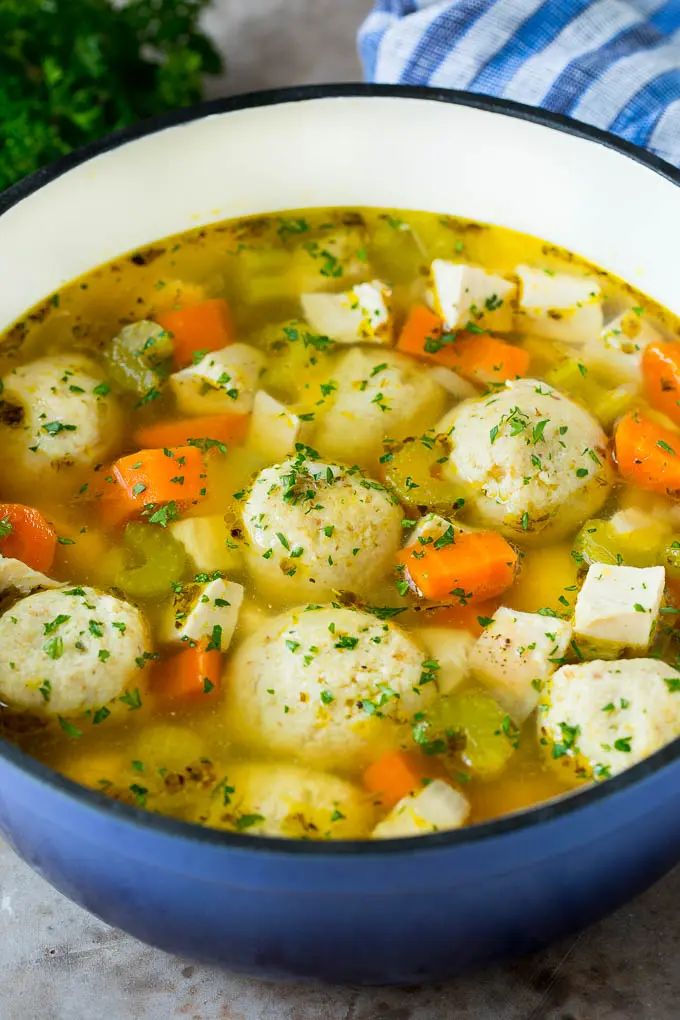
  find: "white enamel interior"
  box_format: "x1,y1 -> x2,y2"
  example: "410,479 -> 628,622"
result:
0,94 -> 677,330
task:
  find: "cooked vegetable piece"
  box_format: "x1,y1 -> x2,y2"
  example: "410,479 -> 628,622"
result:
423,598 -> 502,637
0,504 -> 57,572
112,446 -> 207,518
642,342 -> 680,425
573,511 -> 666,568
382,435 -> 466,512
133,414 -> 248,450
105,321 -> 173,396
398,530 -> 518,603
397,304 -> 529,384
432,687 -> 517,778
363,750 -> 439,808
154,641 -> 223,700
169,515 -> 241,572
545,357 -> 635,428
157,298 -> 234,369
114,522 -> 187,600
614,412 -> 680,496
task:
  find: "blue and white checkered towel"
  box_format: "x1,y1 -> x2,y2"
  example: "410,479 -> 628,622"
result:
358,0 -> 680,166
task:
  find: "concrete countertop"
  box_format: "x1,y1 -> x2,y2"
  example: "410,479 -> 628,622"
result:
1,2 -> 678,1016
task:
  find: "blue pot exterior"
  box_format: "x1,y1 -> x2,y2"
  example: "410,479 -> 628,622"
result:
2,747 -> 679,984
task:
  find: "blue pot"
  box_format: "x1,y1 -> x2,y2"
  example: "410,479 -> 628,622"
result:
1,86 -> 679,985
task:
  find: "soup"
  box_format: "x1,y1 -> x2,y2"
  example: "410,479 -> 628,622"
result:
0,207 -> 679,840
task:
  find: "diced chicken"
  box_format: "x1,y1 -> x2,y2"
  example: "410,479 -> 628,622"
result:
169,343 -> 264,415
573,562 -> 665,655
372,780 -> 469,838
583,309 -> 663,382
404,512 -> 457,549
301,280 -> 392,345
515,265 -> 603,344
431,260 -> 515,332
0,556 -> 61,595
428,365 -> 477,399
169,515 -> 242,573
416,627 -> 473,695
248,390 -> 303,461
160,576 -> 244,647
470,606 -> 573,722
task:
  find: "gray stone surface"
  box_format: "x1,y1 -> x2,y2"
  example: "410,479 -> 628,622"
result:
1,1 -> 679,1017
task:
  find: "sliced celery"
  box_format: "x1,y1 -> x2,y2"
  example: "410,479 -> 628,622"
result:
433,687 -> 517,778
115,522 -> 186,601
104,320 -> 173,397
383,436 -> 466,513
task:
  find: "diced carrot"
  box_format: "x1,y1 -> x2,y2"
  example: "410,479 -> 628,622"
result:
153,642 -> 223,700
90,446 -> 208,527
397,305 -> 446,358
614,412 -> 680,496
642,342 -> 680,426
133,413 -> 248,450
157,298 -> 233,369
423,597 -> 502,637
397,304 -> 529,384
397,530 -> 518,603
0,503 -> 57,572
363,750 -> 440,808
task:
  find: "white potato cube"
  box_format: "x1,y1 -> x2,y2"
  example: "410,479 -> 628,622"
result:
248,390 -> 303,461
428,365 -> 477,400
583,310 -> 663,382
170,343 -> 264,415
0,556 -> 61,595
470,607 -> 573,722
573,563 -> 665,655
515,265 -> 603,344
301,280 -> 392,345
169,515 -> 242,573
416,627 -> 473,695
161,576 -> 244,647
372,780 -> 469,838
430,260 -> 515,332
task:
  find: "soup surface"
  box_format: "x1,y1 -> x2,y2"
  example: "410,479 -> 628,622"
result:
1,207 -> 679,840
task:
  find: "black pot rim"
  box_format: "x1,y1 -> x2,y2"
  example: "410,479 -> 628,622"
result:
1,82 -> 679,857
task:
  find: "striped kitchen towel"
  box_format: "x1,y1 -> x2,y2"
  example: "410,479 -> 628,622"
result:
358,0 -> 680,166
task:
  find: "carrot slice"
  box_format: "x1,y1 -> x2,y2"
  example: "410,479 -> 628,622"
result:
363,750 -> 439,808
397,530 -> 518,603
90,446 -> 208,527
133,413 -> 248,450
397,304 -> 529,384
0,504 -> 57,572
153,642 -> 223,700
614,411 -> 680,496
157,298 -> 233,369
642,342 -> 680,426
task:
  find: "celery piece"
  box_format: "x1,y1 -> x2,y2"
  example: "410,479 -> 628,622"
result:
104,320 -> 173,397
573,520 -> 622,567
115,522 -> 186,601
383,436 -> 466,513
574,517 -> 665,568
545,358 -> 634,428
434,687 -> 517,778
